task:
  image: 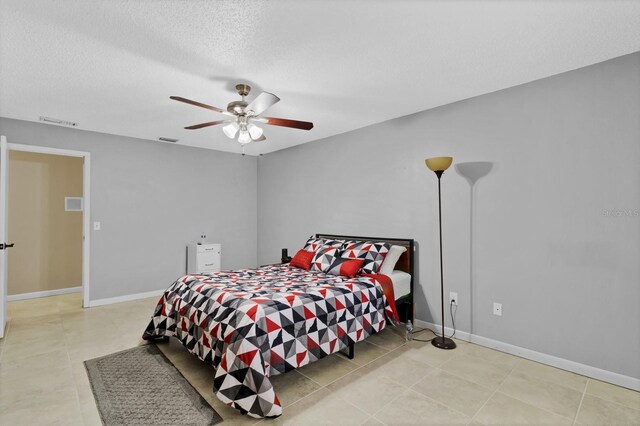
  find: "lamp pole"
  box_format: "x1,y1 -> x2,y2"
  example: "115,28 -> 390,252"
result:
427,164 -> 456,350
424,157 -> 456,349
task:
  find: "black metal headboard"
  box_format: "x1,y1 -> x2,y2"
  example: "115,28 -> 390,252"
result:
316,233 -> 415,322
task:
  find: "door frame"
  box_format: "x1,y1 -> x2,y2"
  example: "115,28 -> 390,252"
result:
6,143 -> 91,308
1,136 -> 8,337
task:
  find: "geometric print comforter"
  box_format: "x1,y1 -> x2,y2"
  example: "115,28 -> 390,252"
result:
143,265 -> 395,418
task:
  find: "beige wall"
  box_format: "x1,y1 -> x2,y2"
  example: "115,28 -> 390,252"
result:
8,151 -> 83,295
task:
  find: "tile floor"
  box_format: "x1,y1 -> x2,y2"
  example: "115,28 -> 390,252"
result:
0,293 -> 638,425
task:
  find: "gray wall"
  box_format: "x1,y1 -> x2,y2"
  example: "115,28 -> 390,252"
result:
257,53 -> 640,379
0,117 -> 258,300
1,53 -> 637,379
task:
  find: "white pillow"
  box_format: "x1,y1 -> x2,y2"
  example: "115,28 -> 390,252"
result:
378,245 -> 407,275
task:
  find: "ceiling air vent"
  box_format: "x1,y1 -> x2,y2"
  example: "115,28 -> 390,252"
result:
39,116 -> 78,127
158,137 -> 179,143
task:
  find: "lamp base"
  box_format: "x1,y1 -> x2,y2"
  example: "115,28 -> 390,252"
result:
431,336 -> 457,350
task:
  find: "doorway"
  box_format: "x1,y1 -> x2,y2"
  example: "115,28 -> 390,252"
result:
8,151 -> 83,301
0,139 -> 91,338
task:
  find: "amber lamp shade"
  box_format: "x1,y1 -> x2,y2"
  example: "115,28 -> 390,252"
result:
425,156 -> 453,173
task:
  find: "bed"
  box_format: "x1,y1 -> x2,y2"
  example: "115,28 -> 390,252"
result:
317,234 -> 415,324
143,234 -> 415,418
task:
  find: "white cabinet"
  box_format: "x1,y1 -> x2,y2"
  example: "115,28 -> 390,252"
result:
187,242 -> 221,274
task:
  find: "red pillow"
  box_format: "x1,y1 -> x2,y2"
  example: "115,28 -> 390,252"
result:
327,258 -> 364,278
290,249 -> 315,270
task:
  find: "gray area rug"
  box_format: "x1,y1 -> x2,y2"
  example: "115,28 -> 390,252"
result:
85,344 -> 223,426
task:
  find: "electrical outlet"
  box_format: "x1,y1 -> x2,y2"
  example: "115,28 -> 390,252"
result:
449,292 -> 458,305
493,302 -> 503,316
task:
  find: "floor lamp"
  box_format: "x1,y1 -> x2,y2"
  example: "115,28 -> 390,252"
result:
425,156 -> 456,350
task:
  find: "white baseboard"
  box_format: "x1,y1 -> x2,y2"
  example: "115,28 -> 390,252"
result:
415,320 -> 640,392
7,286 -> 82,302
88,289 -> 165,307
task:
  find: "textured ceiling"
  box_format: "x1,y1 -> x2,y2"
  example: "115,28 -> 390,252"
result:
1,1 -> 639,156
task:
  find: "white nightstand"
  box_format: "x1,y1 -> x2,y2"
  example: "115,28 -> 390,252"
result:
187,242 -> 221,274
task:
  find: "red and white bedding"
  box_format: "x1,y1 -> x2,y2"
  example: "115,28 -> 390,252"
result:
143,265 -> 398,418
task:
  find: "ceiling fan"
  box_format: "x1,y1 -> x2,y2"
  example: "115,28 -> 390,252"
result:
170,84 -> 314,148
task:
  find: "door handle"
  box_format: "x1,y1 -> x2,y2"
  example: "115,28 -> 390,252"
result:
0,243 -> 15,250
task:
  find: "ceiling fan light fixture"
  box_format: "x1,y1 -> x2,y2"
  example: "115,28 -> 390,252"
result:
247,123 -> 263,140
222,121 -> 239,138
170,84 -> 314,148
238,130 -> 251,144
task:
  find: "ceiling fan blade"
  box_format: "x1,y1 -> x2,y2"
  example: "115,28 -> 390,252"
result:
263,117 -> 314,130
252,134 -> 267,142
246,92 -> 280,116
184,120 -> 226,130
170,96 -> 228,114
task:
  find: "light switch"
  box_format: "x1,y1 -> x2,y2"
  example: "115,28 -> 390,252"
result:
93,221 -> 101,231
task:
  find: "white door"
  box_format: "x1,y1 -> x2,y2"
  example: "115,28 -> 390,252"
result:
0,135 -> 8,338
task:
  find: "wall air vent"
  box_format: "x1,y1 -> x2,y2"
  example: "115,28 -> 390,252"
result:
65,197 -> 83,211
39,116 -> 78,127
158,137 -> 179,143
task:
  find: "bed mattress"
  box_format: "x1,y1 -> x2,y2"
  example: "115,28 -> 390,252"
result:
390,270 -> 411,299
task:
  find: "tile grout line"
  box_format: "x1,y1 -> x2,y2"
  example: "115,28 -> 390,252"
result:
62,297 -> 89,422
469,361 -> 518,423
62,310 -> 86,421
407,385 -> 476,421
361,415 -> 387,426
342,397 -> 374,422
297,341 -> 399,389
580,388 -> 640,412
275,381 -> 334,411
490,387 -> 578,423
430,362 -> 495,392
572,379 -> 589,425
494,389 -> 579,423
294,368 -> 326,389
504,360 -> 584,422
324,341 -> 466,421
285,341 -> 407,416
294,345 -> 382,388
512,356 -> 591,394
471,362 -> 580,424
365,385 -> 412,424
496,359 -> 580,421
276,338 -> 396,407
469,386 -> 500,424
